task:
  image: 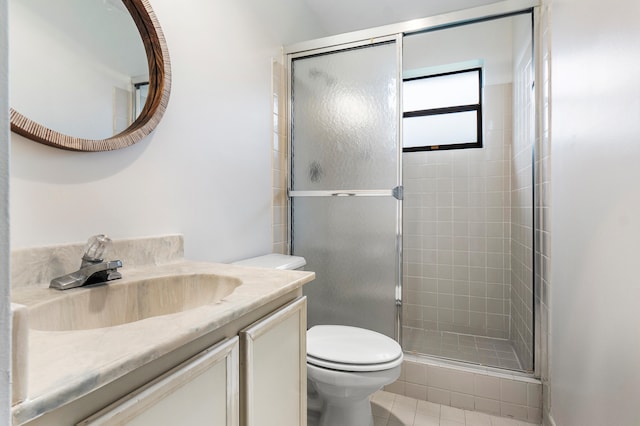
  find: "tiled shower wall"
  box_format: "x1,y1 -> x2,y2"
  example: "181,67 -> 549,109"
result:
272,57 -> 287,255
402,83 -> 513,339
510,31 -> 535,372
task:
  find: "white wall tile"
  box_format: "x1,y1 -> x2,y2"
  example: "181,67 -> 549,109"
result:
402,82 -> 517,341
527,382 -> 541,408
475,396 -> 501,416
500,379 -> 528,405
527,405 -> 542,424
405,383 -> 428,401
500,402 -> 528,420
427,365 -> 452,389
474,374 -> 501,400
385,380 -> 405,396
427,387 -> 451,406
451,392 -> 475,410
450,370 -> 475,394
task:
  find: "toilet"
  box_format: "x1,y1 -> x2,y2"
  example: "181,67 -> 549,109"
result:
232,254 -> 403,426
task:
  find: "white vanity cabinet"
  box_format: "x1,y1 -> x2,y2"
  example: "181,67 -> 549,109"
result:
78,337 -> 240,426
76,296 -> 307,426
240,296 -> 307,426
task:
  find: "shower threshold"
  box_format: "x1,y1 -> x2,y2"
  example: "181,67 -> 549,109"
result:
402,327 -> 523,371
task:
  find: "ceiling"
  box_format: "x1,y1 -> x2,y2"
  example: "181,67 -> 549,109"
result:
303,0 -> 502,35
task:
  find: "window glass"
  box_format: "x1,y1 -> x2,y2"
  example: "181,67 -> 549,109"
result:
404,71 -> 479,112
402,68 -> 482,151
403,111 -> 477,149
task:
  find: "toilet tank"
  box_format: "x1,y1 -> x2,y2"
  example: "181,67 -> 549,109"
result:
231,253 -> 306,271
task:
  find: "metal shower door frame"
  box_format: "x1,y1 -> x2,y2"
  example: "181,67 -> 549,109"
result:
286,34 -> 405,342
284,0 -> 541,368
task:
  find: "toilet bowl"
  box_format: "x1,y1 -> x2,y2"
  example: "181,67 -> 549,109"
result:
307,325 -> 402,426
232,254 -> 404,426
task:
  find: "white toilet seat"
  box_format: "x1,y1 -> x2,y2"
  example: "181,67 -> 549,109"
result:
307,353 -> 402,372
307,325 -> 403,372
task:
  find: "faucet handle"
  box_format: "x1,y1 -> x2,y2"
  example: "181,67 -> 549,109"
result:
82,234 -> 112,265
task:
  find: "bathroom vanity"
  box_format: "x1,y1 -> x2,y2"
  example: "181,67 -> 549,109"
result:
10,236 -> 314,426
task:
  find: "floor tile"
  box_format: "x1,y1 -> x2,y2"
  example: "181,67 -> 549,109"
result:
490,417 -> 525,426
464,410 -> 493,426
440,420 -> 466,426
402,327 -> 523,370
413,414 -> 441,426
441,405 -> 466,423
416,400 -> 441,418
390,394 -> 418,425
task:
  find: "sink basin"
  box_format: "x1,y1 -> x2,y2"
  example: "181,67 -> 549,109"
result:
28,274 -> 241,331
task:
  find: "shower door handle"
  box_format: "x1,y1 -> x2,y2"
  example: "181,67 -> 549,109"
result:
392,186 -> 403,200
289,188 -> 402,198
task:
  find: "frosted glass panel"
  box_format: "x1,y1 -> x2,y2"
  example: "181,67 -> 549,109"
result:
292,197 -> 398,338
403,111 -> 477,148
291,42 -> 398,190
403,71 -> 479,112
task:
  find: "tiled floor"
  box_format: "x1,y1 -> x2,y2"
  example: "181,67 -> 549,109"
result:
402,327 -> 522,370
371,391 -> 539,426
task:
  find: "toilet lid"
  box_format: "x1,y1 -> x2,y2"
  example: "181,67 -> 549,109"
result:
307,325 -> 403,372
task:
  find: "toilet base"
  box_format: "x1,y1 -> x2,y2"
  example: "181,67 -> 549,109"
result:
319,398 -> 373,426
307,362 -> 402,426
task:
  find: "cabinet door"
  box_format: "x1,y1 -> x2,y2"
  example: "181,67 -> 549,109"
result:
77,337 -> 239,426
240,297 -> 307,426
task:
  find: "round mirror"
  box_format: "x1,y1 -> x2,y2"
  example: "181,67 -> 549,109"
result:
9,0 -> 171,151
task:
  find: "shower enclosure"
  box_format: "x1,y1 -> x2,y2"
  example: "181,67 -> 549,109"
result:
286,2 -> 537,374
401,13 -> 535,372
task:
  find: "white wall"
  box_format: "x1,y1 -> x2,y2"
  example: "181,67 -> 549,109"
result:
0,0 -> 10,422
549,0 -> 640,424
9,0 -> 326,265
5,2 -> 325,421
403,16 -> 514,85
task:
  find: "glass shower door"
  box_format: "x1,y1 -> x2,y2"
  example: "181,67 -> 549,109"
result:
289,39 -> 402,339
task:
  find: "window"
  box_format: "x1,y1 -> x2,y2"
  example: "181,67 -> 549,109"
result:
403,68 -> 482,152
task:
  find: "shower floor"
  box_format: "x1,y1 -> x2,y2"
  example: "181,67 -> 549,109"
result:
402,327 -> 522,370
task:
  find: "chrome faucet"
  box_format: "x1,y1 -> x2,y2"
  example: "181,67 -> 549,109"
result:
50,234 -> 123,290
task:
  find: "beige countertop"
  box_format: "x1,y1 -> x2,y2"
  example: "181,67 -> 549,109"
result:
11,260 -> 315,425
